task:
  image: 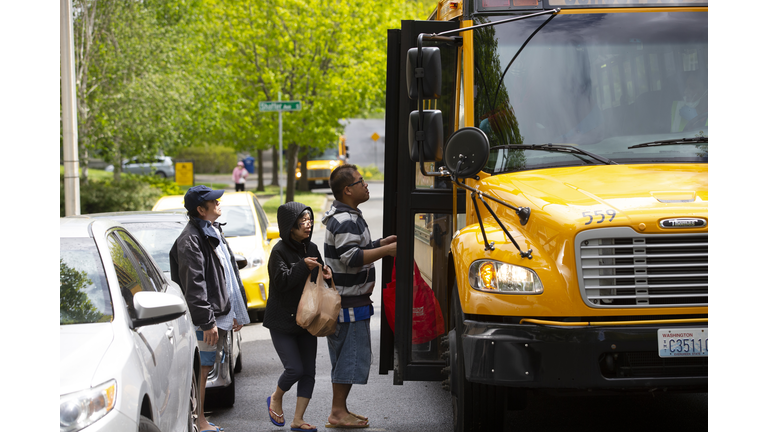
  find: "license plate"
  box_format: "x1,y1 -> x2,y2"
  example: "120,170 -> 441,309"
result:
315,180 -> 323,185
658,328 -> 708,358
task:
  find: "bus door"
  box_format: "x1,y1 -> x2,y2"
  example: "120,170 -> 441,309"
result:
380,19 -> 461,385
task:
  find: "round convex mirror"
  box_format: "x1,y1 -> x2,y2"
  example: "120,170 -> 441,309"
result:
444,127 -> 489,178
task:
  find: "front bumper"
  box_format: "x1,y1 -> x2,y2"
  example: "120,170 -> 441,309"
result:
461,320 -> 707,392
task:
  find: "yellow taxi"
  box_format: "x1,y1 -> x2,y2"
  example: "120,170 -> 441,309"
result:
153,191 -> 279,320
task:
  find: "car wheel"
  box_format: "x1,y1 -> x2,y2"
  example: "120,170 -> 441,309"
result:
155,170 -> 167,178
219,361 -> 236,407
139,415 -> 162,432
189,369 -> 200,432
234,350 -> 243,373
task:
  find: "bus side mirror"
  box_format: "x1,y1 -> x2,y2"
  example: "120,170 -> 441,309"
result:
406,47 -> 442,100
444,127 -> 489,178
408,110 -> 443,162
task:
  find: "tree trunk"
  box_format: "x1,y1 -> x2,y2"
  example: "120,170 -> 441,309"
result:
285,143 -> 300,203
80,147 -> 89,185
271,145 -> 279,186
298,150 -> 309,191
257,149 -> 265,191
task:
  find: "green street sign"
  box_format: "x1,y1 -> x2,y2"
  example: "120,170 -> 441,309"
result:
259,101 -> 302,112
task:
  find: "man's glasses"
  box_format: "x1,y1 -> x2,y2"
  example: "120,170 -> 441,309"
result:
298,219 -> 314,227
347,177 -> 365,188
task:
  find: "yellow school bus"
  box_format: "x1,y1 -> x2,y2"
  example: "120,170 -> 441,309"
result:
296,136 -> 349,189
379,1 -> 707,430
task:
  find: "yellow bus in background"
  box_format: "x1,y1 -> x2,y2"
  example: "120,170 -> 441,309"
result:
295,136 -> 349,189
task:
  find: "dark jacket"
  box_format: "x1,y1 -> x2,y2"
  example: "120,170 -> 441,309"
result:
170,217 -> 247,330
263,202 -> 329,335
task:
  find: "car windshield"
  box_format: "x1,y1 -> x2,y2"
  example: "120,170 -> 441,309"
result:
219,205 -> 256,237
474,11 -> 707,174
60,238 -> 113,325
308,147 -> 340,161
122,221 -> 185,272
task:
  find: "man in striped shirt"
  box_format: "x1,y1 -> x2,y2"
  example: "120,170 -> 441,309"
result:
321,164 -> 396,428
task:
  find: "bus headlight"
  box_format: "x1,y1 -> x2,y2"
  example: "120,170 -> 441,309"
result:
60,380 -> 117,432
469,260 -> 543,294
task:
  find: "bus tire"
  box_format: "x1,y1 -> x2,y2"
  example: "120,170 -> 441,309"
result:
451,282 -> 506,432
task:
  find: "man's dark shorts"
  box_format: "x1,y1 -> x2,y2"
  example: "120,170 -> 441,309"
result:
326,320 -> 372,384
197,328 -> 227,367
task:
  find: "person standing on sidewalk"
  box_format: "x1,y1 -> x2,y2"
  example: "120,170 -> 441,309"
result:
170,185 -> 250,432
263,202 -> 333,432
233,161 -> 248,192
321,164 -> 397,429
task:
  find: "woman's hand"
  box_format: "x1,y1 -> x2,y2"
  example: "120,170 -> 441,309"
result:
304,257 -> 320,270
322,265 -> 333,280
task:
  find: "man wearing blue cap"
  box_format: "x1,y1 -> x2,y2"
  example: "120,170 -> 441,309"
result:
170,186 -> 250,432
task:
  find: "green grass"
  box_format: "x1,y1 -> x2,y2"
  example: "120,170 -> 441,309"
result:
261,191 -> 328,224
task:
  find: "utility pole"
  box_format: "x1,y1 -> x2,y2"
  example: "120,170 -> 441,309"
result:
61,0 -> 80,215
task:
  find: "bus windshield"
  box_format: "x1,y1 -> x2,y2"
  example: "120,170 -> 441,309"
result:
474,11 -> 708,173
308,147 -> 341,161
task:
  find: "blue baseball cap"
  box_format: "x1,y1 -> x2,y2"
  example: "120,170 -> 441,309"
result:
184,185 -> 225,212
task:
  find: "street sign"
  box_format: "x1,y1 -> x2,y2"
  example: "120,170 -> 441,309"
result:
371,132 -> 380,142
259,101 -> 302,112
174,161 -> 194,186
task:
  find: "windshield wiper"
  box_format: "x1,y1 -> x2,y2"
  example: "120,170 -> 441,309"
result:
499,143 -> 617,165
628,137 -> 708,149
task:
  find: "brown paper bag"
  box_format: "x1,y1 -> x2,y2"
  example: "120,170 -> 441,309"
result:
296,275 -> 341,337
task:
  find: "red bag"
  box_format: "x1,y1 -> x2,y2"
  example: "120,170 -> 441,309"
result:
383,259 -> 445,344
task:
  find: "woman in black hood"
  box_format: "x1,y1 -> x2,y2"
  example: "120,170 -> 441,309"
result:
264,202 -> 331,432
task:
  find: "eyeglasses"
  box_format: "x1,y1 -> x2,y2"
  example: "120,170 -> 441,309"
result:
347,177 -> 365,188
298,219 -> 314,227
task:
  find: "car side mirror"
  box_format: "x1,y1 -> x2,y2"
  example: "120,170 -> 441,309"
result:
233,254 -> 248,270
266,226 -> 280,241
408,110 -> 443,162
444,127 -> 490,179
132,291 -> 186,327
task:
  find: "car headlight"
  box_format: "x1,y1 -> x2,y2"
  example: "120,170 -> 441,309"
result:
468,260 -> 543,294
246,250 -> 265,269
60,379 -> 117,432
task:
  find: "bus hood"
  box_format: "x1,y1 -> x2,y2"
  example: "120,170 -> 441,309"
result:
481,164 -> 708,233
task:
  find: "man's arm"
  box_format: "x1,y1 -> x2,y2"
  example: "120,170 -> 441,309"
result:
361,242 -> 396,265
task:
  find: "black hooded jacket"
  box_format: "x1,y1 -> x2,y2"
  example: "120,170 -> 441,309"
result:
263,202 -> 329,335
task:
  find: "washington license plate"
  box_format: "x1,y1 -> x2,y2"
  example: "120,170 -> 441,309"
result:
658,328 -> 708,358
315,180 -> 323,185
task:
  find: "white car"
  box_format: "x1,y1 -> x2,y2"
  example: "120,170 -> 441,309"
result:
84,210 -> 243,407
60,216 -> 200,432
105,156 -> 175,178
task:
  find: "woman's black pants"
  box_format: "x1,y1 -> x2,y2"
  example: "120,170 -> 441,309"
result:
269,328 -> 317,399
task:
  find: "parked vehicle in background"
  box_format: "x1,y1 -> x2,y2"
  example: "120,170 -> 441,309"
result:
152,192 -> 279,322
295,135 -> 349,189
105,156 -> 175,178
84,210 -> 244,407
60,216 -> 200,432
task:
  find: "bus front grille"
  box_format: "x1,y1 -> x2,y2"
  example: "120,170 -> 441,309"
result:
575,228 -> 708,308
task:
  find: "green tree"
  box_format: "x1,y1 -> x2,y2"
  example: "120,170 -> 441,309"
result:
200,0 -> 433,200
72,0 -> 202,182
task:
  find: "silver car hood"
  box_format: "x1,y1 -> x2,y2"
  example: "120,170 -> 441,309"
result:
60,322 -> 114,395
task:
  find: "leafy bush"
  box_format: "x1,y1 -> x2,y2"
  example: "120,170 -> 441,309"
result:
359,164 -> 383,181
60,174 -> 165,216
175,145 -> 238,174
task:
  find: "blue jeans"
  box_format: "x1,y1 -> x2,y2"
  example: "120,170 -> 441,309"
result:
326,320 -> 372,384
